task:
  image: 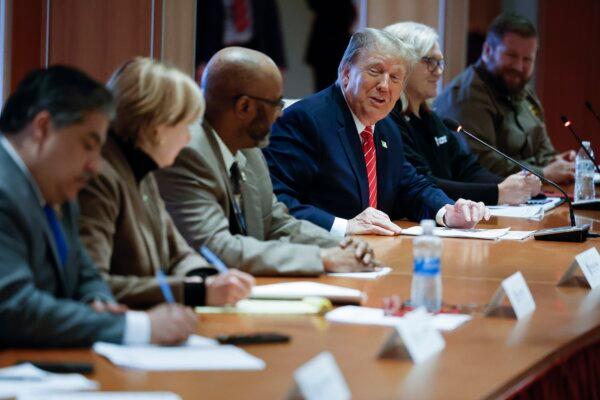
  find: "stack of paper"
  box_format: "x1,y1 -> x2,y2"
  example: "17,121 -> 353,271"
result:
328,266 -> 391,279
93,335 -> 265,371
325,306 -> 471,331
251,282 -> 364,304
402,226 -> 511,240
0,363 -> 97,398
489,197 -> 562,220
196,297 -> 332,315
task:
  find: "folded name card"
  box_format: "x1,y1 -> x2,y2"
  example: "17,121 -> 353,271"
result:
485,271 -> 536,319
287,352 -> 351,400
558,247 -> 600,289
377,308 -> 445,364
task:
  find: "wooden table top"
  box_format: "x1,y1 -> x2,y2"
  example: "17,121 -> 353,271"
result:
2,203 -> 600,399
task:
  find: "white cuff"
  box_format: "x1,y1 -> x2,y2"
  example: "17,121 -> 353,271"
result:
123,311 -> 151,345
435,207 -> 447,227
330,217 -> 348,237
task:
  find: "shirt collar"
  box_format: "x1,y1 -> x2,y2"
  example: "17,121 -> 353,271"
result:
208,124 -> 246,176
340,86 -> 374,139
0,134 -> 46,206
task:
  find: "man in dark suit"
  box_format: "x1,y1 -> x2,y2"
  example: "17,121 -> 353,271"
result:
0,66 -> 197,347
263,28 -> 490,236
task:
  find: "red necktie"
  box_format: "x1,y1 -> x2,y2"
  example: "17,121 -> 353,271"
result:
360,126 -> 377,209
231,0 -> 250,32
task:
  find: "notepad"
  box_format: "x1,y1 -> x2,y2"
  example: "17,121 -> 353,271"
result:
402,226 -> 511,240
195,297 -> 333,315
325,306 -> 471,331
93,335 -> 265,371
328,267 -> 391,279
251,282 -> 364,304
0,363 -> 97,398
489,197 -> 562,220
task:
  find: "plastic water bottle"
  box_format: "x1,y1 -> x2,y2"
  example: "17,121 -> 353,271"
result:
575,141 -> 596,201
411,219 -> 442,312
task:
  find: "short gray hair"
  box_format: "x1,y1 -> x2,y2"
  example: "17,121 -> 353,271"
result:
336,28 -> 417,84
384,21 -> 439,58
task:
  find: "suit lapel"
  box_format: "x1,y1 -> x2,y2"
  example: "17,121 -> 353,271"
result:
236,152 -> 264,239
333,86 -> 368,208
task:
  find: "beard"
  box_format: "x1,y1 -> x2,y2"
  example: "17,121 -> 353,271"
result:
495,67 -> 530,95
247,106 -> 271,148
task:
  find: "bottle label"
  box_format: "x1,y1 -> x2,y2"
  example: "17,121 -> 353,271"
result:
414,258 -> 440,276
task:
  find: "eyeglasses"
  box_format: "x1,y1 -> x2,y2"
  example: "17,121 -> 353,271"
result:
235,94 -> 285,110
421,56 -> 446,72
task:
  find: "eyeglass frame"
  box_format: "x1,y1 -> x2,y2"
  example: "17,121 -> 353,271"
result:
234,94 -> 285,110
420,56 -> 446,72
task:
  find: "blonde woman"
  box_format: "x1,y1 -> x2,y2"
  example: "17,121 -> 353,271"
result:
79,57 -> 254,309
385,22 -> 540,205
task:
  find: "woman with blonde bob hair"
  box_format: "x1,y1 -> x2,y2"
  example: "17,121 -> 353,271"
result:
79,57 -> 254,310
385,22 -> 540,206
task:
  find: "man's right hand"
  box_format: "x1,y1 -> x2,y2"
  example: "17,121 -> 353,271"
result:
148,303 -> 197,345
497,173 -> 541,205
320,245 -> 376,273
543,157 -> 575,184
205,270 -> 255,306
346,207 -> 402,236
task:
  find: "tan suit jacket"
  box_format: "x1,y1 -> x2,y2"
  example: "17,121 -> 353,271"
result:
155,121 -> 340,276
78,137 -> 208,308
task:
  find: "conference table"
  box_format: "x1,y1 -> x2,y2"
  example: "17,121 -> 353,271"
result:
2,204 -> 600,399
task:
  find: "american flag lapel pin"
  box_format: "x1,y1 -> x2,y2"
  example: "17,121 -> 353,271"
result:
381,140 -> 388,149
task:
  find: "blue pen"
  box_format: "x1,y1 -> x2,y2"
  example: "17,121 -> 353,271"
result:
155,269 -> 175,304
199,245 -> 229,274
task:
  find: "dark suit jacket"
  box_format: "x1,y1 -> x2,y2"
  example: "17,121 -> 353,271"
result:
389,102 -> 502,205
0,139 -> 125,347
263,85 -> 453,231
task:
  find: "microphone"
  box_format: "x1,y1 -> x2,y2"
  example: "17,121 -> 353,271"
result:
585,101 -> 600,125
443,118 -> 589,243
560,115 -> 600,174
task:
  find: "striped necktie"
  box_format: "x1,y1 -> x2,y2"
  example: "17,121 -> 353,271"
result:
360,126 -> 377,209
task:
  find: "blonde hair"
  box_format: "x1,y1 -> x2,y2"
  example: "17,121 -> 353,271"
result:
384,22 -> 439,58
107,57 -> 204,142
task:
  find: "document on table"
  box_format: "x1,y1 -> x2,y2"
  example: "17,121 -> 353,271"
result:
402,226 -> 511,240
196,298 -> 333,315
595,172 -> 600,184
93,335 -> 265,371
328,267 -> 391,279
0,363 -> 97,398
19,393 -> 181,400
325,306 -> 471,331
499,230 -> 535,240
251,281 -> 364,304
488,197 -> 562,220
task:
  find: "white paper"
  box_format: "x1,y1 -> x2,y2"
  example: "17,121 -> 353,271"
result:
19,393 -> 181,400
575,247 -> 600,289
93,335 -> 265,371
0,363 -> 97,398
325,306 -> 471,331
489,197 -> 562,220
251,281 -> 364,303
499,230 -> 535,240
294,352 -> 351,400
594,172 -> 599,184
328,267 -> 391,279
501,271 -> 536,319
396,308 -> 446,364
402,226 -> 511,240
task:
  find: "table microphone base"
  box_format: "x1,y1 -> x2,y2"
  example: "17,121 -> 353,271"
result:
534,225 -> 590,242
572,199 -> 600,210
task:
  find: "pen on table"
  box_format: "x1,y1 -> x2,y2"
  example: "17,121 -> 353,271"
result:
155,269 -> 175,304
199,245 -> 229,274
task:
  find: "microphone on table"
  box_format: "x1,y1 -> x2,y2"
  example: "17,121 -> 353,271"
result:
560,115 -> 600,174
585,101 -> 600,125
442,118 -> 590,243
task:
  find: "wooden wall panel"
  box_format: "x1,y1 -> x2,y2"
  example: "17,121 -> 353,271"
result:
162,0 -> 195,76
9,0 -> 44,91
48,0 -> 155,83
537,0 -> 600,154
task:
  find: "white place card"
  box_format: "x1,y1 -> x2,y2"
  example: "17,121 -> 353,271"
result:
485,271 -> 536,319
288,352 -> 351,400
558,247 -> 600,289
377,308 -> 445,364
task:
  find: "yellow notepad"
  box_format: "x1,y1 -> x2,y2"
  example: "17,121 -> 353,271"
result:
195,297 -> 332,315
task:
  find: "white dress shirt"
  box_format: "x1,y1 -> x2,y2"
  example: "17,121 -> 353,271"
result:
0,134 -> 151,345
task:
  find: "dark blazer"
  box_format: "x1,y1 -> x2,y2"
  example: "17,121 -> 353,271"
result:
389,102 -> 503,205
196,0 -> 286,67
263,85 -> 452,231
0,139 -> 124,347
